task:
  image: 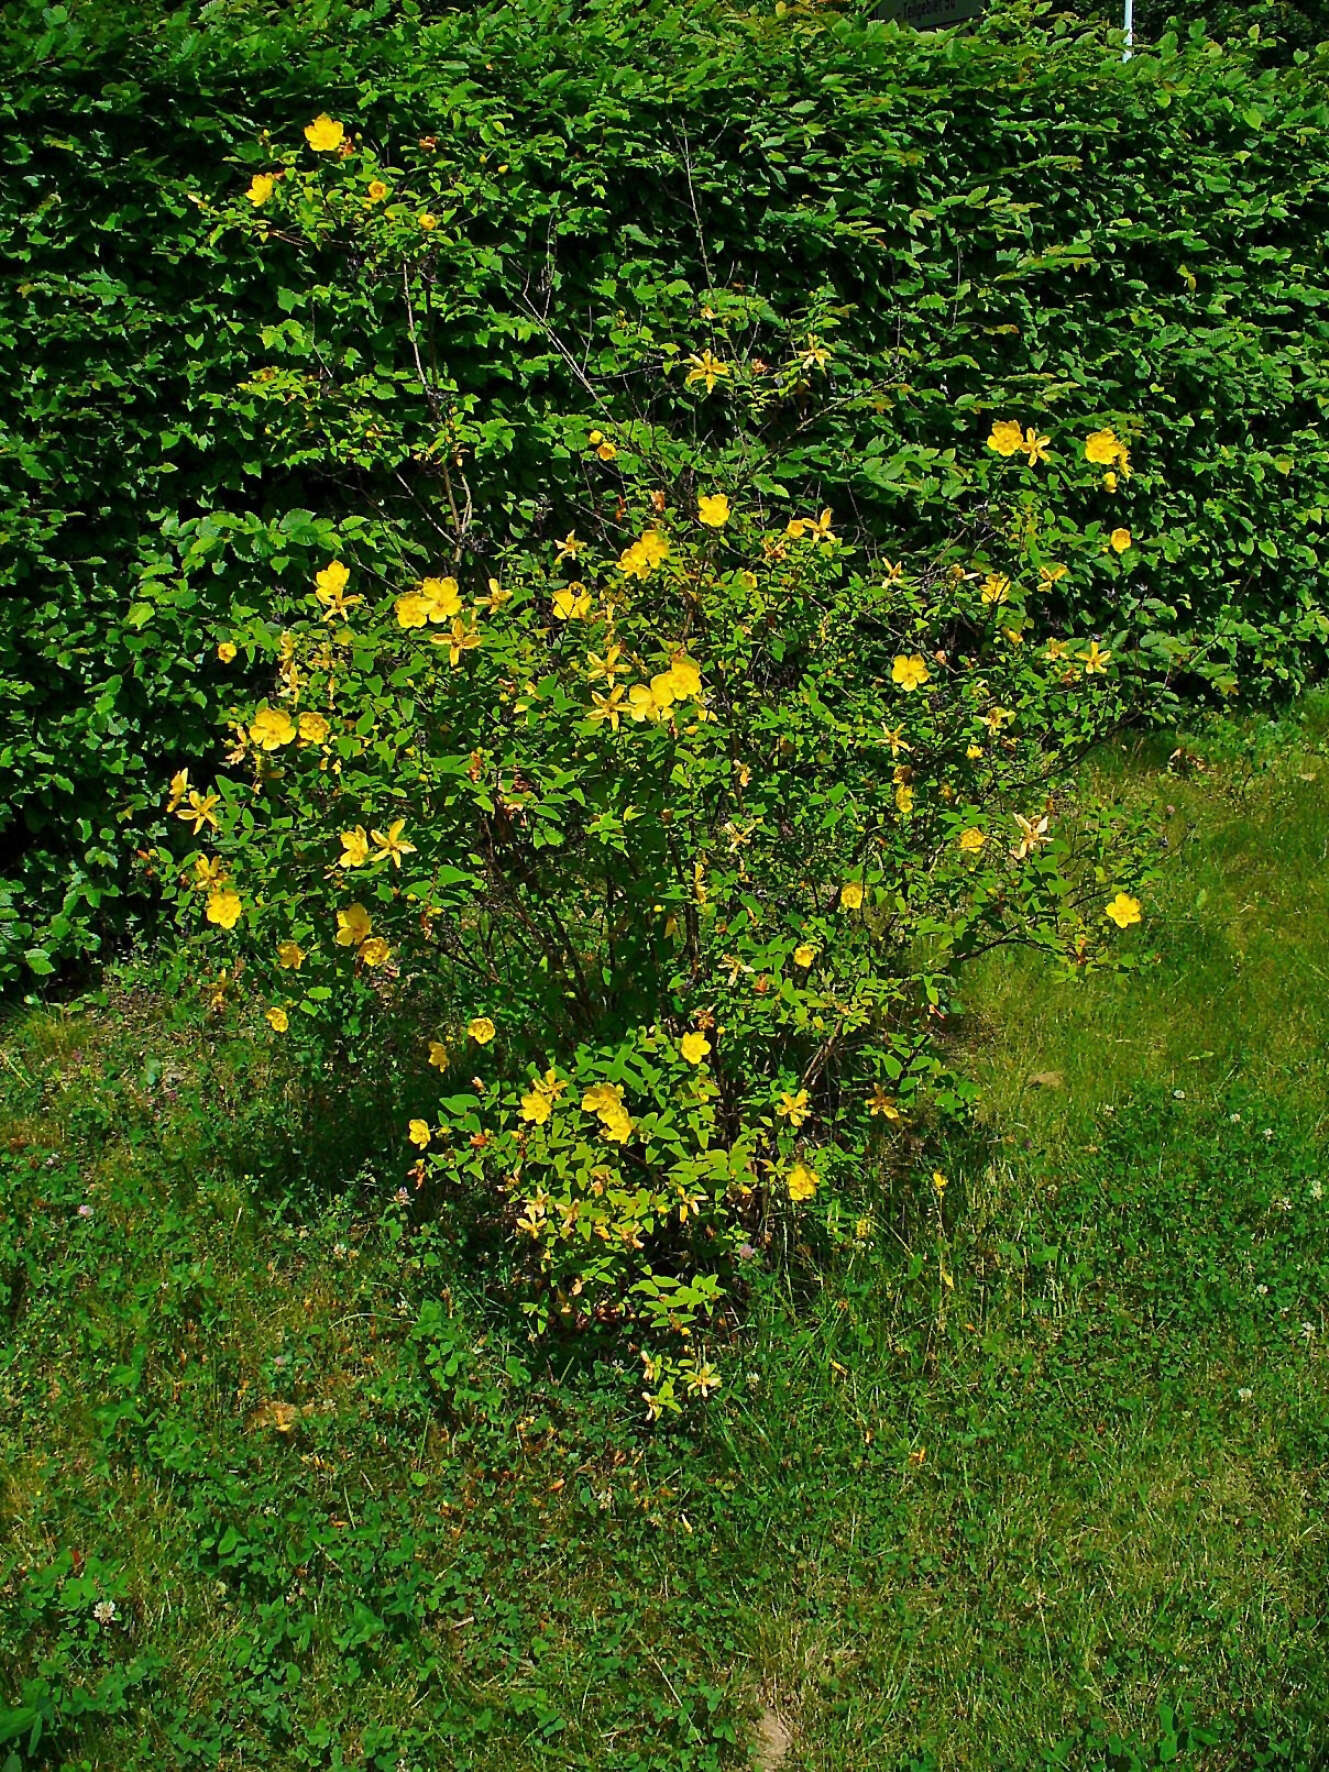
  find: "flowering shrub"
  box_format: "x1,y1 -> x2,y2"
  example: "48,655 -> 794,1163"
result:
164,418 -> 1152,1408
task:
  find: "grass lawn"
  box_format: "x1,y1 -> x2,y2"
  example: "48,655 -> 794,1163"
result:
2,701 -> 1327,1772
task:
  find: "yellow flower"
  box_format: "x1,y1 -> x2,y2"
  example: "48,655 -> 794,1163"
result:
246,173 -> 275,207
627,682 -> 670,723
1012,813 -> 1051,859
205,889 -> 242,930
176,790 -> 220,834
428,1040 -> 449,1069
1046,638 -> 1070,661
396,593 -> 431,628
1103,471 -> 1118,493
298,711 -> 330,745
662,655 -> 702,700
468,1015 -> 496,1044
339,826 -> 370,869
314,560 -> 359,620
1038,562 -> 1069,586
650,669 -> 680,708
217,641 -> 238,662
249,706 -> 295,750
1020,428 -> 1050,466
167,768 -> 190,811
680,1031 -> 711,1065
437,618 -> 481,666
1105,891 -> 1142,929
408,1118 -> 432,1149
958,827 -> 986,854
420,576 -> 461,621
685,349 -> 730,392
418,212 -> 438,231
640,530 -> 670,567
987,419 -> 1024,457
515,1198 -> 547,1239
265,1006 -> 289,1033
367,179 -> 388,202
777,1089 -> 810,1127
1110,528 -> 1132,554
965,743 -> 984,760
192,855 -> 224,891
553,585 -> 593,621
787,1161 -> 819,1203
316,559 -> 349,599
839,882 -> 864,911
360,936 -> 391,967
891,654 -> 930,692
581,1081 -> 625,1118
697,493 -> 730,528
867,1086 -> 900,1120
595,440 -> 617,461
554,531 -> 582,562
617,541 -> 651,581
588,642 -> 627,682
335,903 -> 372,947
983,705 -> 1014,732
684,1361 -> 721,1397
1085,427 -> 1127,467
520,1089 -> 552,1125
579,1082 -> 633,1142
807,508 -> 836,544
304,114 -> 345,153
785,518 -> 807,540
277,941 -> 306,970
599,1106 -> 634,1144
981,573 -> 1010,606
792,943 -> 816,968
882,725 -> 910,757
483,577 -> 510,611
589,686 -> 627,729
895,783 -> 914,815
1080,641 -> 1111,675
371,818 -> 417,868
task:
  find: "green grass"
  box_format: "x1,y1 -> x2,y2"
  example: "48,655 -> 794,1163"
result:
2,702 -> 1328,1772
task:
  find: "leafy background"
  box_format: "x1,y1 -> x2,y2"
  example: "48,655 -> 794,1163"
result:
3,0 -> 1328,980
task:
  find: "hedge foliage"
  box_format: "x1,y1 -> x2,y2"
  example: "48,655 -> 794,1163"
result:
3,0 -> 1328,983
1066,0 -> 1325,58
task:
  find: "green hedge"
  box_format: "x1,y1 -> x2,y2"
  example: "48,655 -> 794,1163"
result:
3,0 -> 1328,982
1065,0 -> 1325,58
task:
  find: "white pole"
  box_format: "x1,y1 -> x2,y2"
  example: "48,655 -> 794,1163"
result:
1123,0 -> 1134,59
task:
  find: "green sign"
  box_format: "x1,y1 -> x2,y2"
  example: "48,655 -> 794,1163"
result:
878,0 -> 985,29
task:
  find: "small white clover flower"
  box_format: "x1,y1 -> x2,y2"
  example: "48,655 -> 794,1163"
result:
93,1600 -> 117,1626
1237,1387 -> 1253,1403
